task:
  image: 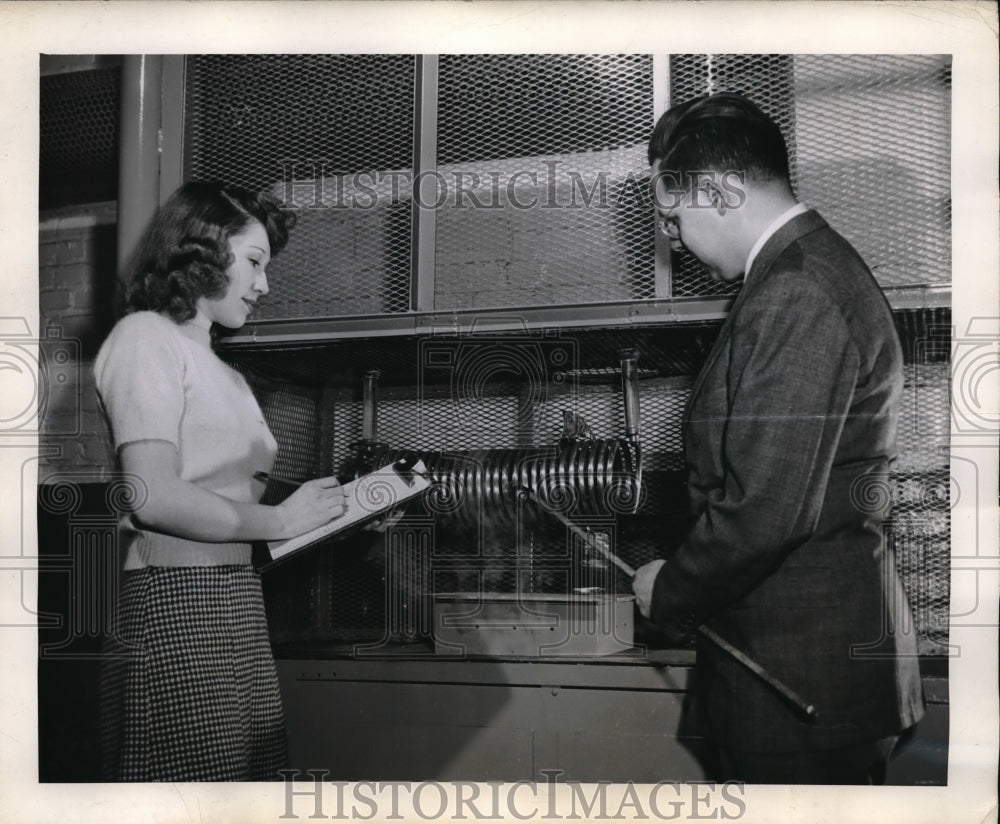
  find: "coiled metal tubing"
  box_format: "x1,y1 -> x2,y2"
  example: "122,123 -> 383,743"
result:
383,438 -> 642,523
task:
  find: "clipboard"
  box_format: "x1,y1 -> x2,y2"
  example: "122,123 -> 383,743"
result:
257,458 -> 431,569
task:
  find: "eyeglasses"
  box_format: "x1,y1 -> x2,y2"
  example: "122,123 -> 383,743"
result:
656,215 -> 678,237
656,214 -> 684,252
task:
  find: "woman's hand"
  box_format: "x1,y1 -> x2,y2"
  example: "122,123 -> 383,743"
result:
274,476 -> 347,538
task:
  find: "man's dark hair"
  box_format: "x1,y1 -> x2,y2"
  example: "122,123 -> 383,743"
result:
124,180 -> 296,323
648,92 -> 790,186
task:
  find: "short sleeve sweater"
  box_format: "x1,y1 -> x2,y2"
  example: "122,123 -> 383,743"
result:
94,311 -> 278,568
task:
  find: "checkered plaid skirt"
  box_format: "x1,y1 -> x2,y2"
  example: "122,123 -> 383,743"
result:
100,565 -> 289,781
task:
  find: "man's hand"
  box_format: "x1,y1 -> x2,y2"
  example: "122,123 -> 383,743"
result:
631,559 -> 666,619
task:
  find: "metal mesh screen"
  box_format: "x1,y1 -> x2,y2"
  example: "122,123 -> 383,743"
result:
433,54 -> 656,310
667,54 -> 951,294
309,333 -> 687,475
667,54 -> 796,298
185,54 -> 416,319
890,311 -> 951,654
792,55 -> 951,288
225,367 -> 343,637
40,65 -> 121,209
184,54 -> 949,323
230,364 -> 323,495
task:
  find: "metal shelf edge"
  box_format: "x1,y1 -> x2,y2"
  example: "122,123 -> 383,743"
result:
218,286 -> 951,348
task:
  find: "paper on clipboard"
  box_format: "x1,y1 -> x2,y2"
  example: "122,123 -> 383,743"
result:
263,459 -> 430,564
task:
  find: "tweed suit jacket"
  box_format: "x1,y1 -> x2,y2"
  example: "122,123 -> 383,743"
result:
649,209 -> 925,752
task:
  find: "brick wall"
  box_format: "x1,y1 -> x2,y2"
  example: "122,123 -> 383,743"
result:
37,201 -> 119,481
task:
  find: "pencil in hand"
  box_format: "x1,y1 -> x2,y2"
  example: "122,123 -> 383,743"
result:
253,471 -> 304,490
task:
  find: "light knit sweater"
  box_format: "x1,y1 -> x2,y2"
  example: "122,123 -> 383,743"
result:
95,311 -> 278,568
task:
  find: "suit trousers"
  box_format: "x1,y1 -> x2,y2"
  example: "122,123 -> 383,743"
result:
716,735 -> 899,785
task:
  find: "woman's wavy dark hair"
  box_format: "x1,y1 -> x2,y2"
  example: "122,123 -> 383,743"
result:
124,181 -> 297,322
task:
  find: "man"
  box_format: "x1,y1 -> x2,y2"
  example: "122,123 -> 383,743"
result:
632,93 -> 924,784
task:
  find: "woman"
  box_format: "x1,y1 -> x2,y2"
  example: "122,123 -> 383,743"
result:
95,181 -> 345,781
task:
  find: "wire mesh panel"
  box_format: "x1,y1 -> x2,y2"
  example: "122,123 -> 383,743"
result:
324,391 -> 525,473
890,467 -> 950,656
667,54 -> 795,298
523,375 -> 690,472
184,54 -> 949,326
667,54 -> 951,295
792,55 -> 951,288
185,54 -> 416,319
230,364 -> 324,491
433,54 -> 657,310
319,374 -> 689,474
890,311 -> 951,654
40,65 -> 121,209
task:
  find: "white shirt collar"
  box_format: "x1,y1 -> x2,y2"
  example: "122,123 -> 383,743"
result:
744,202 -> 809,281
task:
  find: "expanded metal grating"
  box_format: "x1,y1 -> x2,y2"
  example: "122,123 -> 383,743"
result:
667,54 -> 796,299
40,64 -> 121,210
185,54 -> 416,319
891,473 -> 950,654
319,376 -> 689,477
230,364 -> 323,498
792,55 -> 951,289
433,54 -> 657,310
667,54 -> 951,295
185,54 -> 949,321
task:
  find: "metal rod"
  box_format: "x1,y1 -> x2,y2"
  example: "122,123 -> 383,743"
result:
362,369 -> 380,442
698,626 -> 817,721
517,486 -> 632,576
519,484 -> 817,723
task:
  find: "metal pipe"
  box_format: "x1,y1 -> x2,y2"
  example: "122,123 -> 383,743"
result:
411,55 -> 439,312
117,55 -> 163,284
362,369 -> 380,443
158,56 -> 187,206
619,349 -> 643,512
